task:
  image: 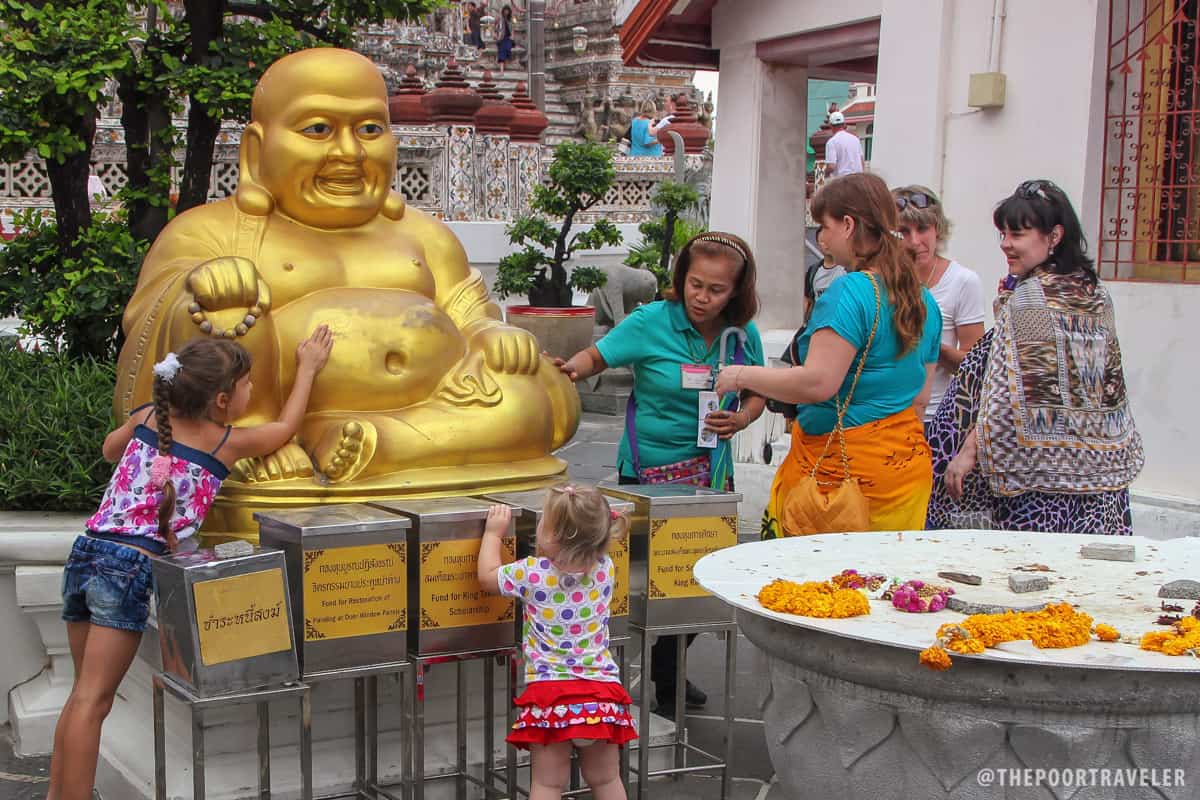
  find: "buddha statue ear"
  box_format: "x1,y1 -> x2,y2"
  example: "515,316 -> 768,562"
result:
382,190 -> 406,221
235,122 -> 275,216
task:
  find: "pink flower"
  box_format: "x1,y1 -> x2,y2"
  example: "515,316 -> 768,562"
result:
189,478 -> 218,516
129,501 -> 160,527
113,460 -> 136,493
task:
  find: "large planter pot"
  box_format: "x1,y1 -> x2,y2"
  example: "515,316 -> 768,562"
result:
505,305 -> 595,361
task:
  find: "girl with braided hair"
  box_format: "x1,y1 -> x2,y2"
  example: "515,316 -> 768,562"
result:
50,325 -> 332,800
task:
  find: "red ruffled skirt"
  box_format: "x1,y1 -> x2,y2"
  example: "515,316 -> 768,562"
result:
508,679 -> 638,749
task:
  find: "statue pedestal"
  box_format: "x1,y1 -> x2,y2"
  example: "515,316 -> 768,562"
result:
578,368 -> 633,416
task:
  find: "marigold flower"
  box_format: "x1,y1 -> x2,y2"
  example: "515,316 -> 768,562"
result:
1094,624 -> 1120,642
1141,617 -> 1200,656
922,603 -> 1116,669
757,578 -> 870,619
919,645 -> 952,671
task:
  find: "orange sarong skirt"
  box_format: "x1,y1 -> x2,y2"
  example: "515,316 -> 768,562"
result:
760,408 -> 933,539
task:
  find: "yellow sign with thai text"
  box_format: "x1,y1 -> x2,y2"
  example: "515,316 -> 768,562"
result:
609,533 -> 629,617
419,537 -> 515,630
193,569 -> 292,666
303,543 -> 407,642
648,516 -> 737,600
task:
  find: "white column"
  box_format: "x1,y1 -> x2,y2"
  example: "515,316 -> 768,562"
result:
711,44 -> 809,331
446,124 -> 478,221
10,565 -> 74,756
477,134 -> 512,221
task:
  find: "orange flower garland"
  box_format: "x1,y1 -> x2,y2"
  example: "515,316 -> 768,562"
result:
757,578 -> 870,619
919,603 -> 1120,670
1141,616 -> 1200,656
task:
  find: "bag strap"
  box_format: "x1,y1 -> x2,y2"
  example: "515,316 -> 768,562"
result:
808,272 -> 882,483
625,391 -> 642,476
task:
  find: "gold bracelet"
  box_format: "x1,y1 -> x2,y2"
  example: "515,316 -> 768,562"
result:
187,301 -> 263,338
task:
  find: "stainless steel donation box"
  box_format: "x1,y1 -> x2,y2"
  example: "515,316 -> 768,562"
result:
152,547 -> 298,697
599,485 -> 741,629
369,497 -> 517,657
255,504 -> 411,677
482,488 -> 634,640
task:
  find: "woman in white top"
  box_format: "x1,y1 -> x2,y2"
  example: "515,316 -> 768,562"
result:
893,185 -> 984,425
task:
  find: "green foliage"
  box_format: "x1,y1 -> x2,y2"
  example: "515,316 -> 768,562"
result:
494,142 -> 621,307
0,348 -> 116,511
0,0 -> 133,165
0,209 -> 148,361
624,182 -> 706,290
0,0 -> 444,281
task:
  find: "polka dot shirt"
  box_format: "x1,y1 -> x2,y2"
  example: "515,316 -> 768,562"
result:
498,555 -> 620,685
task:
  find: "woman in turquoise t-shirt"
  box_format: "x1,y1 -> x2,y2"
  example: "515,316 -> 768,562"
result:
556,231 -> 765,718
717,173 -> 942,538
629,101 -> 668,157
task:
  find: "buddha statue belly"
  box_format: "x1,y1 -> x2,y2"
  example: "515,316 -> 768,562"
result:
113,47 -> 581,539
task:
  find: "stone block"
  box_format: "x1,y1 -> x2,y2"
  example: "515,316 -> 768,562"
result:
1008,573 -> 1050,593
1158,579 -> 1200,600
1079,542 -> 1136,562
945,597 -> 1046,615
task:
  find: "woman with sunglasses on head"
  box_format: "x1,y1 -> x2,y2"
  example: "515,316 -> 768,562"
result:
716,173 -> 943,538
925,180 -> 1143,534
892,186 -> 985,428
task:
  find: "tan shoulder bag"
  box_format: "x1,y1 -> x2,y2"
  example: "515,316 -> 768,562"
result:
781,272 -> 881,536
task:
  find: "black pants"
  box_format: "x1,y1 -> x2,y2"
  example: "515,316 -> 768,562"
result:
618,473 -> 701,697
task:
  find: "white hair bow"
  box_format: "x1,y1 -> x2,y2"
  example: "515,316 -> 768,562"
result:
153,352 -> 182,383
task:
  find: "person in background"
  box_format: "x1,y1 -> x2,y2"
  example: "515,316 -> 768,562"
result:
823,111 -> 864,178
467,2 -> 484,48
497,5 -> 515,73
628,101 -> 673,157
892,185 -> 984,431
927,180 -> 1143,534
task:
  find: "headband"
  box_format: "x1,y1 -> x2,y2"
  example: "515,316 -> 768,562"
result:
694,233 -> 749,263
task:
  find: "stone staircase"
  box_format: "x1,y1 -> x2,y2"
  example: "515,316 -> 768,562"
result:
461,56 -> 577,144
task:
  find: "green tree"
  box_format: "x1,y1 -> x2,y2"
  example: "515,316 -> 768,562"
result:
0,0 -> 442,259
493,141 -> 622,307
0,0 -> 441,357
623,180 -> 704,290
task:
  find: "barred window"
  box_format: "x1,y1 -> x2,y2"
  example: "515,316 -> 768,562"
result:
1101,0 -> 1200,282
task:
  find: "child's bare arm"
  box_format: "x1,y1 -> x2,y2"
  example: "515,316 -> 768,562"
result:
101,412 -> 141,462
477,504 -> 512,595
226,325 -> 333,460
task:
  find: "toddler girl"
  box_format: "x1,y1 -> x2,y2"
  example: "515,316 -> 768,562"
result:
48,326 -> 332,800
478,484 -> 636,800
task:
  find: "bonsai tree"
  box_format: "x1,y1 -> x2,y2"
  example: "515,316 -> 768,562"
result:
494,141 -> 623,307
624,180 -> 703,291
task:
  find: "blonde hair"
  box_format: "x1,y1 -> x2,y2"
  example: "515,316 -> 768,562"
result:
542,485 -> 629,570
893,184 -> 953,248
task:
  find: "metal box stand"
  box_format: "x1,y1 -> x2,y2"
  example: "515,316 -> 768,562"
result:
600,484 -> 741,800
151,546 -> 299,697
481,488 -> 635,797
153,672 -> 312,800
257,504 -> 415,800
370,497 -> 519,800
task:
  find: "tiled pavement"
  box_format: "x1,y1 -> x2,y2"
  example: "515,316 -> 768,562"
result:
0,412 -> 784,800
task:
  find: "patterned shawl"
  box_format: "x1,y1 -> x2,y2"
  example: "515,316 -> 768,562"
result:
976,267 -> 1143,495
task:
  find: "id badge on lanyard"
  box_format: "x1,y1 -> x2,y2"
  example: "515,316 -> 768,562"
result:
680,363 -> 713,390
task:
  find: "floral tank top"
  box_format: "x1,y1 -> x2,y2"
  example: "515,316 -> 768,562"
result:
85,407 -> 231,546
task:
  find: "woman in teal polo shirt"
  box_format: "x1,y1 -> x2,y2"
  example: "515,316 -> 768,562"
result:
555,231 -> 765,718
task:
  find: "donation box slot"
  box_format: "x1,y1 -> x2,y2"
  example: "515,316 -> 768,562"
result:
256,504 -> 411,677
152,547 -> 298,697
481,488 -> 633,641
370,497 -> 517,657
599,485 -> 741,629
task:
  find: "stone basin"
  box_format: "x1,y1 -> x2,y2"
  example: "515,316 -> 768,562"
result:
694,531 -> 1200,800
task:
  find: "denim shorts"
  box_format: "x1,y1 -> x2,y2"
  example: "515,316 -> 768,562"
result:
61,535 -> 155,632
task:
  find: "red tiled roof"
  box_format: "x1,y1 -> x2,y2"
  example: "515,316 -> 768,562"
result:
619,0 -> 719,70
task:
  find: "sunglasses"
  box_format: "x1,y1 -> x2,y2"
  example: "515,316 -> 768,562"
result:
1018,180 -> 1051,200
895,192 -> 937,211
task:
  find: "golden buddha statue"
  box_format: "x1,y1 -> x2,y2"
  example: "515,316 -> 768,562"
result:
115,48 -> 580,539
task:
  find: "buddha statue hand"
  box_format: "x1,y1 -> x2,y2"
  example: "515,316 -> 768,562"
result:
470,324 -> 541,375
187,256 -> 272,314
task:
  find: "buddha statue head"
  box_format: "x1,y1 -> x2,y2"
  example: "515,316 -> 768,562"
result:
236,48 -> 404,228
